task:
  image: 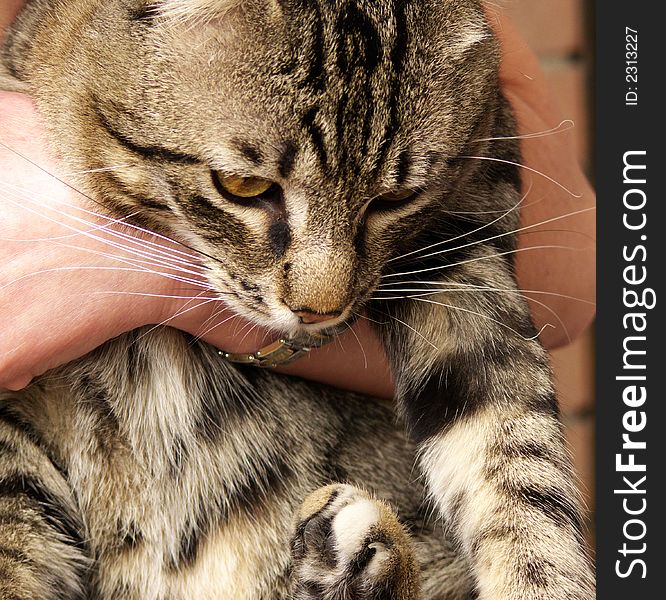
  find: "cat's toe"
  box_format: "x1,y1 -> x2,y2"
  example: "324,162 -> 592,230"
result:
290,484 -> 419,599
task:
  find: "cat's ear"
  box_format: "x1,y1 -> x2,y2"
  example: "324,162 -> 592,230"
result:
149,0 -> 245,23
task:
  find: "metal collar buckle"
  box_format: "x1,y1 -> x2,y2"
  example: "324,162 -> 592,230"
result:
218,333 -> 334,368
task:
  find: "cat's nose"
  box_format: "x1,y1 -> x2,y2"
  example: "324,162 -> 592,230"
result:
292,308 -> 342,325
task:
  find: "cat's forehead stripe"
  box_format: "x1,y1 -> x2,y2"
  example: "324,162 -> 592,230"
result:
277,141 -> 299,179
289,1 -> 410,180
301,107 -> 328,172
297,0 -> 326,93
93,100 -> 199,165
394,151 -> 412,188
372,0 -> 409,178
235,141 -> 263,166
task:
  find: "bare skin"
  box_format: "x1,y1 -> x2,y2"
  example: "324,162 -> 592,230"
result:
0,0 -> 23,36
0,4 -> 595,394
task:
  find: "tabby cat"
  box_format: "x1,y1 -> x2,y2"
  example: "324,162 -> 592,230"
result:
0,0 -> 594,598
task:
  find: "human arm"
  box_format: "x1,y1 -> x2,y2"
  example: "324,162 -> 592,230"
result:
491,10 -> 596,348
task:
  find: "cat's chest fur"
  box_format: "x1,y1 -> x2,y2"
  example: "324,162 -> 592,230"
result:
85,470 -> 290,599
10,326 -> 426,599
18,328 -> 310,598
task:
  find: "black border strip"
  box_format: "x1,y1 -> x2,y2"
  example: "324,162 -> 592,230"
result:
596,4 -> 664,598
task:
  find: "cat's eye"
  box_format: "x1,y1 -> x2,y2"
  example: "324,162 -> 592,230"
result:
368,189 -> 418,212
212,172 -> 277,201
379,190 -> 416,203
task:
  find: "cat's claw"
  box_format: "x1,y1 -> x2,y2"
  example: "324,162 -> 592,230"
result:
290,484 -> 419,599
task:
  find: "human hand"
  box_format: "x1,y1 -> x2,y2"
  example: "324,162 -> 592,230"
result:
0,92 -> 214,390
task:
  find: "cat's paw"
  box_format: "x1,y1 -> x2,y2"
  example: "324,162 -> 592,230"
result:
290,484 -> 419,599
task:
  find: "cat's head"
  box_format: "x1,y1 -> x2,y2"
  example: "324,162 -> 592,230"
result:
33,0 -> 502,336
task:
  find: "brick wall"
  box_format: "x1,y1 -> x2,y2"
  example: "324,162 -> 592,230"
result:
503,0 -> 596,540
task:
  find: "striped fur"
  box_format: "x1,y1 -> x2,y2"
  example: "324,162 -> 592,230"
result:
1,332 -> 464,599
2,0 -> 593,598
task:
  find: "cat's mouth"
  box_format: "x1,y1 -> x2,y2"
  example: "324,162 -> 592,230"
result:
286,311 -> 357,346
283,303 -> 355,337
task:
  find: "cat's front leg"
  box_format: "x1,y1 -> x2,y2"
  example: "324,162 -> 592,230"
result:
375,262 -> 594,600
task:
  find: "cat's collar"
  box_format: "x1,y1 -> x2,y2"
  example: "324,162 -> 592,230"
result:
217,333 -> 335,368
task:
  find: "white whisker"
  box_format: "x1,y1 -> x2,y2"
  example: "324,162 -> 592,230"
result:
453,154 -> 583,198
1,184 -> 205,273
345,322 -> 368,369
376,281 -> 596,306
191,308 -> 238,343
388,201 -> 594,269
334,328 -> 347,355
473,119 -> 575,143
382,244 -> 582,280
54,243 -> 212,289
351,311 -> 390,327
51,198 -> 204,265
519,228 -> 597,242
388,182 -> 533,263
403,297 -> 552,341
58,240 -> 208,282
372,286 -> 573,343
137,294 -> 221,341
94,291 -> 219,301
375,310 -> 439,351
237,321 -> 262,348
0,265 -> 175,292
198,302 -> 231,333
409,206 -> 595,264
0,139 -> 212,263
